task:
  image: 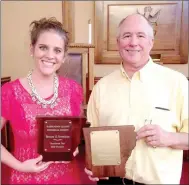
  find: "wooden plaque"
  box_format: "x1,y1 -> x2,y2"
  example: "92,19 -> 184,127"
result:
36,116 -> 86,161
83,125 -> 136,177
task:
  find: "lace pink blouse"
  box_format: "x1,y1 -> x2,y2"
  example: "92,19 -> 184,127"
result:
1,77 -> 83,184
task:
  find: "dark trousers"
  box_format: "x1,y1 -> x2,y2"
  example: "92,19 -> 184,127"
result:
97,177 -> 144,185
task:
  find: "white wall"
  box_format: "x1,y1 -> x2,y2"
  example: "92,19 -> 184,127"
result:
1,1 -> 62,80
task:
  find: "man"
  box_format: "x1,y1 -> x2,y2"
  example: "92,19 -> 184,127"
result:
85,14 -> 188,184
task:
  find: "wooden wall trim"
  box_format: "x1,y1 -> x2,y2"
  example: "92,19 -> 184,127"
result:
62,1 -> 75,43
94,77 -> 101,84
1,76 -> 11,151
180,1 -> 189,64
1,76 -> 11,84
69,43 -> 95,48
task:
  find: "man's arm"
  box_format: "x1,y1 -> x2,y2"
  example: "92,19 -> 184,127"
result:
172,76 -> 189,150
167,132 -> 188,150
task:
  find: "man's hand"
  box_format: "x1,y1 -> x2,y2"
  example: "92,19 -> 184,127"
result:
137,124 -> 171,148
84,168 -> 109,181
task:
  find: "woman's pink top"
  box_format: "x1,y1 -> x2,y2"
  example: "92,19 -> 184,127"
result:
1,77 -> 84,184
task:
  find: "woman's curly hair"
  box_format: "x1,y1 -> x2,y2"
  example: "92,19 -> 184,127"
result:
30,17 -> 69,51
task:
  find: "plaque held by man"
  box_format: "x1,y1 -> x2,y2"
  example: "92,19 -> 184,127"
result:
36,116 -> 86,161
83,125 -> 136,177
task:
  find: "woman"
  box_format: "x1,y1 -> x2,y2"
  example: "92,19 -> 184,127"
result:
1,17 -> 83,184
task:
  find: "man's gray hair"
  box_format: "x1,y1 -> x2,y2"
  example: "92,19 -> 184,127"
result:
116,14 -> 154,39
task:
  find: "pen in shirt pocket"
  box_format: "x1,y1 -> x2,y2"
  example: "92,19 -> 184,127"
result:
155,107 -> 170,111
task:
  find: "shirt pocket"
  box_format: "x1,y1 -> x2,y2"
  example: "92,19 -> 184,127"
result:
150,108 -> 178,132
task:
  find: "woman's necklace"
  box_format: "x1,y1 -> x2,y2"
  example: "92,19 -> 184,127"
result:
27,70 -> 59,108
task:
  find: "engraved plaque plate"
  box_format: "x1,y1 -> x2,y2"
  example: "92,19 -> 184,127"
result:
43,120 -> 72,153
83,125 -> 136,177
90,130 -> 121,166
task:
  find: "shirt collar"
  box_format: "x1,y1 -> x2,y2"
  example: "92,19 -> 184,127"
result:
120,57 -> 155,82
120,63 -> 130,80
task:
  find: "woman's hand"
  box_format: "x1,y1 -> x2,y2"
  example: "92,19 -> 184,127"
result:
73,147 -> 79,157
54,147 -> 79,164
18,155 -> 53,173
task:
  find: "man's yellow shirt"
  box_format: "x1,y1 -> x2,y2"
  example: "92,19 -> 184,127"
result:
87,58 -> 188,184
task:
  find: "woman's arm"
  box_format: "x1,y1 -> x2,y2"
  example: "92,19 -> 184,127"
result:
1,117 -> 23,170
1,144 -> 23,171
1,117 -> 52,172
